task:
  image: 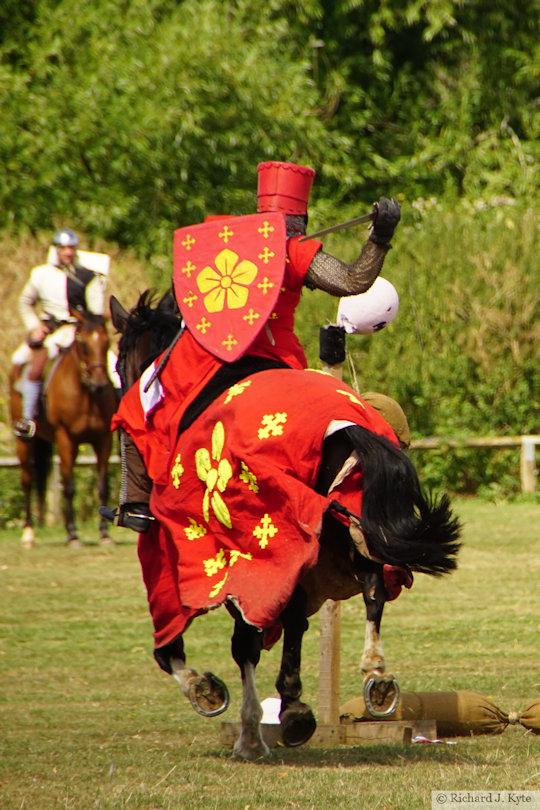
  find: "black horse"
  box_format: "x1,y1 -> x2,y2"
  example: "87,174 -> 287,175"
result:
110,290 -> 461,761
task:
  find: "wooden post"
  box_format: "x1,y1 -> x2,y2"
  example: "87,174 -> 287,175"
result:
318,600 -> 341,725
520,436 -> 537,494
318,325 -> 347,724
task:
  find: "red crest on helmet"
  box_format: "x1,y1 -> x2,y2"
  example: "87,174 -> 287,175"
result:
173,213 -> 286,361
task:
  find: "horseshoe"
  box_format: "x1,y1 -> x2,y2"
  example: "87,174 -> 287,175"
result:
363,675 -> 401,718
188,672 -> 230,717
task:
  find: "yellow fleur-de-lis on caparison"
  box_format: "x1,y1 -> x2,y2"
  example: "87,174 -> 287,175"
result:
197,249 -> 258,313
195,421 -> 233,528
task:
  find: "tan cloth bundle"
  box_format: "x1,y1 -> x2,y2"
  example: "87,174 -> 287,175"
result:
339,691 -> 540,737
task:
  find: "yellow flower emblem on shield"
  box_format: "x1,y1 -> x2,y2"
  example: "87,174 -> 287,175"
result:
197,249 -> 257,313
195,421 -> 233,528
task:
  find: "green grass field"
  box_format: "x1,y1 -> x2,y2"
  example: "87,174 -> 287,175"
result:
1,499 -> 538,809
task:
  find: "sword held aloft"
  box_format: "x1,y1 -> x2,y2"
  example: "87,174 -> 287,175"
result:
299,211 -> 375,242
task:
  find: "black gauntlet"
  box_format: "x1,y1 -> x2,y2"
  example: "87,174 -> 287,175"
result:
369,197 -> 401,246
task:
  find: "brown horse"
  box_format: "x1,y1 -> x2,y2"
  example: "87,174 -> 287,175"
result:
9,310 -> 118,547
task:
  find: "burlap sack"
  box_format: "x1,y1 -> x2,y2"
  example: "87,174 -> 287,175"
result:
340,691 -> 540,737
514,698 -> 540,734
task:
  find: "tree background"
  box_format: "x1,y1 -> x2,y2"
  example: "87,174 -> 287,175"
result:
0,0 -> 538,496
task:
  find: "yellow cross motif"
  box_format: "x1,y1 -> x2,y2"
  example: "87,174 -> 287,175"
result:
258,412 -> 288,439
183,292 -> 198,308
224,380 -> 251,403
204,547 -> 227,577
337,389 -> 366,408
171,454 -> 184,489
222,334 -> 238,352
182,234 -> 196,251
253,513 -> 278,549
219,225 -> 234,243
243,308 -> 260,325
257,277 -> 275,294
239,461 -> 259,493
185,518 -> 207,540
258,220 -> 275,239
258,247 -> 275,265
182,260 -> 196,278
196,317 -> 212,334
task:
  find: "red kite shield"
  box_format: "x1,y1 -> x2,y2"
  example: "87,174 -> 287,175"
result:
173,213 -> 286,361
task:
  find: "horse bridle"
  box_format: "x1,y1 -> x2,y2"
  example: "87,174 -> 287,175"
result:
74,332 -> 109,388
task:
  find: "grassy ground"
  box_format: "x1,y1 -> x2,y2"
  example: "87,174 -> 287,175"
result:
0,499 -> 538,809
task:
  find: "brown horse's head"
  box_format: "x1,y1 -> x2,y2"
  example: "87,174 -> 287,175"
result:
72,309 -> 111,392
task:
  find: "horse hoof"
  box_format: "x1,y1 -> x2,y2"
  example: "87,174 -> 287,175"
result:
233,739 -> 271,761
100,536 -> 115,547
188,672 -> 230,717
66,538 -> 84,549
363,673 -> 400,718
21,526 -> 35,548
280,702 -> 317,747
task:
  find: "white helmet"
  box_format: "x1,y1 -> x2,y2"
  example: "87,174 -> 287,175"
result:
52,229 -> 79,247
337,277 -> 399,334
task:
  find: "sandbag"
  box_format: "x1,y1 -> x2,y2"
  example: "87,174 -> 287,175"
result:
339,691 -> 540,737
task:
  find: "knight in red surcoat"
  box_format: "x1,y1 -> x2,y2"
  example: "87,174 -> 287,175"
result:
112,161 -> 401,531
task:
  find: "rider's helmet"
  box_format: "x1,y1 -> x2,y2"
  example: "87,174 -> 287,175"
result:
257,162 -> 316,215
52,229 -> 79,248
337,277 -> 399,334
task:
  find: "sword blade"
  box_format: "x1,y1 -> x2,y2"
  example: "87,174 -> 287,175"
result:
299,211 -> 375,241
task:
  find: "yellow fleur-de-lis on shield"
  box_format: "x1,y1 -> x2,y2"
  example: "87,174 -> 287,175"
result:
195,421 -> 233,528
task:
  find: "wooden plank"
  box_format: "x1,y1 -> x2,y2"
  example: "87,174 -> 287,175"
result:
313,722 -> 413,745
220,720 -> 419,748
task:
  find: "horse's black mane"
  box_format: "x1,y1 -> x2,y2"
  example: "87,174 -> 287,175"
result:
120,289 -> 182,365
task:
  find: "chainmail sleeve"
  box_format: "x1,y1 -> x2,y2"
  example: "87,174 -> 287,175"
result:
304,239 -> 391,296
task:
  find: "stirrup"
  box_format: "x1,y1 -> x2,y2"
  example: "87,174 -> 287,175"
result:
13,417 -> 37,440
117,502 -> 155,533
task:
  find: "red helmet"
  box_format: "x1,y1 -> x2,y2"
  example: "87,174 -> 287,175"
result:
257,161 -> 315,215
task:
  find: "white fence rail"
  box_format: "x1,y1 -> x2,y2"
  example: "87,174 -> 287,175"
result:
0,436 -> 538,523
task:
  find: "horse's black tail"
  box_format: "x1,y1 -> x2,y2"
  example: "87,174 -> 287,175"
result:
33,436 -> 53,515
344,426 -> 461,576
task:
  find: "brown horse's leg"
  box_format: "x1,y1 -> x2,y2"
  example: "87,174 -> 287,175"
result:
94,435 -> 114,544
275,586 -> 316,747
361,569 -> 400,717
17,438 -> 36,547
55,428 -> 81,547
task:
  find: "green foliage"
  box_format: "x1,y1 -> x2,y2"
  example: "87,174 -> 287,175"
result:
294,196 -> 539,495
0,0 -> 538,497
1,0 -> 538,268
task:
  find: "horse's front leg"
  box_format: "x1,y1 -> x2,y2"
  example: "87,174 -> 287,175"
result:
275,585 -> 316,747
155,637 -> 230,718
361,568 -> 400,717
227,605 -> 268,761
93,434 -> 114,545
18,439 -> 36,547
55,429 -> 81,547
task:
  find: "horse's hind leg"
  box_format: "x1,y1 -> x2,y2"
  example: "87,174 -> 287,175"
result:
275,586 -> 316,747
155,637 -> 230,718
228,607 -> 269,761
361,569 -> 400,717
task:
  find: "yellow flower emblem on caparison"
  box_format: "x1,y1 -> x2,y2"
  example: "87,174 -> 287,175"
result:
197,249 -> 258,313
195,421 -> 233,528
